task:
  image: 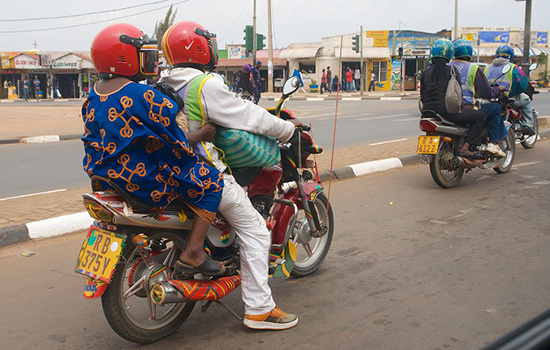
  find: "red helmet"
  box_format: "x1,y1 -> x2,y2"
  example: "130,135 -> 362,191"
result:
162,21 -> 219,71
91,23 -> 158,78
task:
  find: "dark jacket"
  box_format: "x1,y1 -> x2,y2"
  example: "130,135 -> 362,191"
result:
420,63 -> 458,116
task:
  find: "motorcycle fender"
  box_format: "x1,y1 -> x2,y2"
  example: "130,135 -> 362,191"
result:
271,182 -> 324,248
83,277 -> 108,299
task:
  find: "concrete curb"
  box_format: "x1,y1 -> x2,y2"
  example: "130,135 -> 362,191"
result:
1,126 -> 549,250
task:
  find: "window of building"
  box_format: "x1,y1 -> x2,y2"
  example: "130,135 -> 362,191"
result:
373,60 -> 387,82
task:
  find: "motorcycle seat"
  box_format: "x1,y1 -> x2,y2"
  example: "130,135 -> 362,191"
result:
421,110 -> 456,126
91,176 -> 191,213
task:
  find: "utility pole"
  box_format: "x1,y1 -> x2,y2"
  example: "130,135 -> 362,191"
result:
521,0 -> 532,75
267,0 -> 273,93
360,26 -> 364,95
453,0 -> 458,41
252,0 -> 257,65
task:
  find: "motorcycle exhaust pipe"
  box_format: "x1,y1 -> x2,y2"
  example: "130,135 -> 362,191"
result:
451,156 -> 467,167
150,281 -> 189,305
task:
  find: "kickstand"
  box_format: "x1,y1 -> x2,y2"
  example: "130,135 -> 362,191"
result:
201,299 -> 243,321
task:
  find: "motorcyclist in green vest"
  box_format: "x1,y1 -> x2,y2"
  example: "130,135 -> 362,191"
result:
450,39 -> 506,157
485,45 -> 535,136
158,21 -> 301,331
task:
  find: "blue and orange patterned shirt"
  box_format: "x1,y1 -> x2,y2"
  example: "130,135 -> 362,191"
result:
81,81 -> 223,221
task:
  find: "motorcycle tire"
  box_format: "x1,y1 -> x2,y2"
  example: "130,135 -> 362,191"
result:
429,141 -> 464,188
521,111 -> 538,149
494,127 -> 516,174
291,192 -> 334,277
101,230 -> 195,344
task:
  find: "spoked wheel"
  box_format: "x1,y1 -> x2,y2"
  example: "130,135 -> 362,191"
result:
429,141 -> 464,188
521,112 -> 538,149
290,192 -> 334,277
494,127 -> 516,174
101,231 -> 195,344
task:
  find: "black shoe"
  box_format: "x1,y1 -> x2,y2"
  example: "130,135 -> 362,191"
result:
174,256 -> 226,276
522,125 -> 536,136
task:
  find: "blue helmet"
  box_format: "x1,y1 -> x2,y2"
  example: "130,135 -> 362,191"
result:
453,39 -> 473,59
430,39 -> 454,62
495,45 -> 514,61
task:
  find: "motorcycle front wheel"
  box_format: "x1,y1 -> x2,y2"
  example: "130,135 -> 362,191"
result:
291,192 -> 334,277
521,111 -> 538,149
429,141 -> 464,188
494,127 -> 516,174
101,230 -> 195,344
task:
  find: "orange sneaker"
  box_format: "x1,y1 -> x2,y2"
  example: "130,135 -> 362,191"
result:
243,306 -> 298,330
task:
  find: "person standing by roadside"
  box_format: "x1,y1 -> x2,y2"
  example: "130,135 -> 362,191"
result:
237,64 -> 254,101
354,67 -> 361,91
23,77 -> 29,102
368,70 -> 376,92
52,75 -> 58,99
2,79 -> 7,99
345,68 -> 354,92
33,75 -> 40,101
251,60 -> 263,104
320,69 -> 329,94
332,75 -> 339,92
326,66 -> 332,93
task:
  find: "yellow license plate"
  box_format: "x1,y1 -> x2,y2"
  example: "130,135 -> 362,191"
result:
75,226 -> 126,283
417,135 -> 440,154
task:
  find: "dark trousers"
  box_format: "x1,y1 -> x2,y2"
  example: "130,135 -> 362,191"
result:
441,108 -> 486,146
320,82 -> 329,94
480,103 -> 506,141
368,80 -> 375,91
253,86 -> 261,104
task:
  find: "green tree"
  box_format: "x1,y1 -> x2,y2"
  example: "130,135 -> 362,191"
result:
154,5 -> 178,48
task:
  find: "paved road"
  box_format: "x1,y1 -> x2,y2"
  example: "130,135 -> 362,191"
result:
1,94 -> 549,198
1,140 -> 549,349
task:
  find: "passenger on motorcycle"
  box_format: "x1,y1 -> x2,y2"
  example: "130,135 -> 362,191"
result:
420,39 -> 487,166
450,39 -> 506,157
82,23 -> 226,277
485,45 -> 536,136
159,21 -> 300,330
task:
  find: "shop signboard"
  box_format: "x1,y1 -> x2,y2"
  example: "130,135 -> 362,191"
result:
366,31 -> 389,48
13,54 -> 41,69
388,32 -> 445,54
52,54 -> 82,70
479,31 -> 510,44
391,58 -> 402,91
537,32 -> 548,45
228,46 -> 247,59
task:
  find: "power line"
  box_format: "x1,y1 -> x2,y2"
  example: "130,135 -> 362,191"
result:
219,0 -> 251,43
0,0 -> 189,33
0,0 -> 170,22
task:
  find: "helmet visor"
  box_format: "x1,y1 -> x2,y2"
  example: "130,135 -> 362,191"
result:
139,45 -> 159,75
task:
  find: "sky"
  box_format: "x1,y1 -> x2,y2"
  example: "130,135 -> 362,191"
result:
0,0 -> 549,52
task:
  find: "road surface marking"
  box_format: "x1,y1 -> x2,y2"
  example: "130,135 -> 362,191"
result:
356,113 -> 410,121
0,189 -> 67,202
514,161 -> 541,168
369,138 -> 408,146
395,117 -> 419,122
380,97 -> 402,101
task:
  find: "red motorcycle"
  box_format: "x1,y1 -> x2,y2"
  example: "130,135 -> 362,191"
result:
74,77 -> 334,344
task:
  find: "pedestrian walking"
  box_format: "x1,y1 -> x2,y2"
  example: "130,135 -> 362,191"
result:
237,64 -> 254,101
368,70 -> 376,91
2,79 -> 7,99
23,77 -> 29,102
52,75 -> 58,99
354,68 -> 361,91
33,75 -> 40,101
326,66 -> 332,92
320,69 -> 329,94
251,61 -> 263,104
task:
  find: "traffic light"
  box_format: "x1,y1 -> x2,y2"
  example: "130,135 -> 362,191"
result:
352,34 -> 360,53
256,33 -> 266,50
398,47 -> 403,57
243,25 -> 253,51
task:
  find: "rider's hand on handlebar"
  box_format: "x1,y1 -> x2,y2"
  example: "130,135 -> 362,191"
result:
289,119 -> 303,128
498,85 -> 506,92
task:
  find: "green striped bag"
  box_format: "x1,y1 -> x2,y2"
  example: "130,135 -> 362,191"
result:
214,126 -> 281,168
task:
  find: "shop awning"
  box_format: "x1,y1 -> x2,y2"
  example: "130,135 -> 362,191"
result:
334,47 -> 390,59
279,47 -> 321,59
531,47 -> 550,56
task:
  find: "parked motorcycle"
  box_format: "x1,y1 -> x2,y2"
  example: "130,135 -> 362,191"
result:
75,77 -> 333,344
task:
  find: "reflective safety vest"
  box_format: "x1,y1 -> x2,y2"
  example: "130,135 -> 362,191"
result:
485,63 -> 514,96
177,73 -> 215,164
450,60 -> 478,105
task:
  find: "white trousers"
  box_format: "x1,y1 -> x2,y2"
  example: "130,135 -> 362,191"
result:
218,175 -> 276,315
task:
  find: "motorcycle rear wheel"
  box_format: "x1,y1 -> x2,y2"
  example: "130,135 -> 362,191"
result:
429,141 -> 464,188
520,111 -> 538,149
291,192 -> 334,277
101,230 -> 195,344
494,127 -> 516,174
